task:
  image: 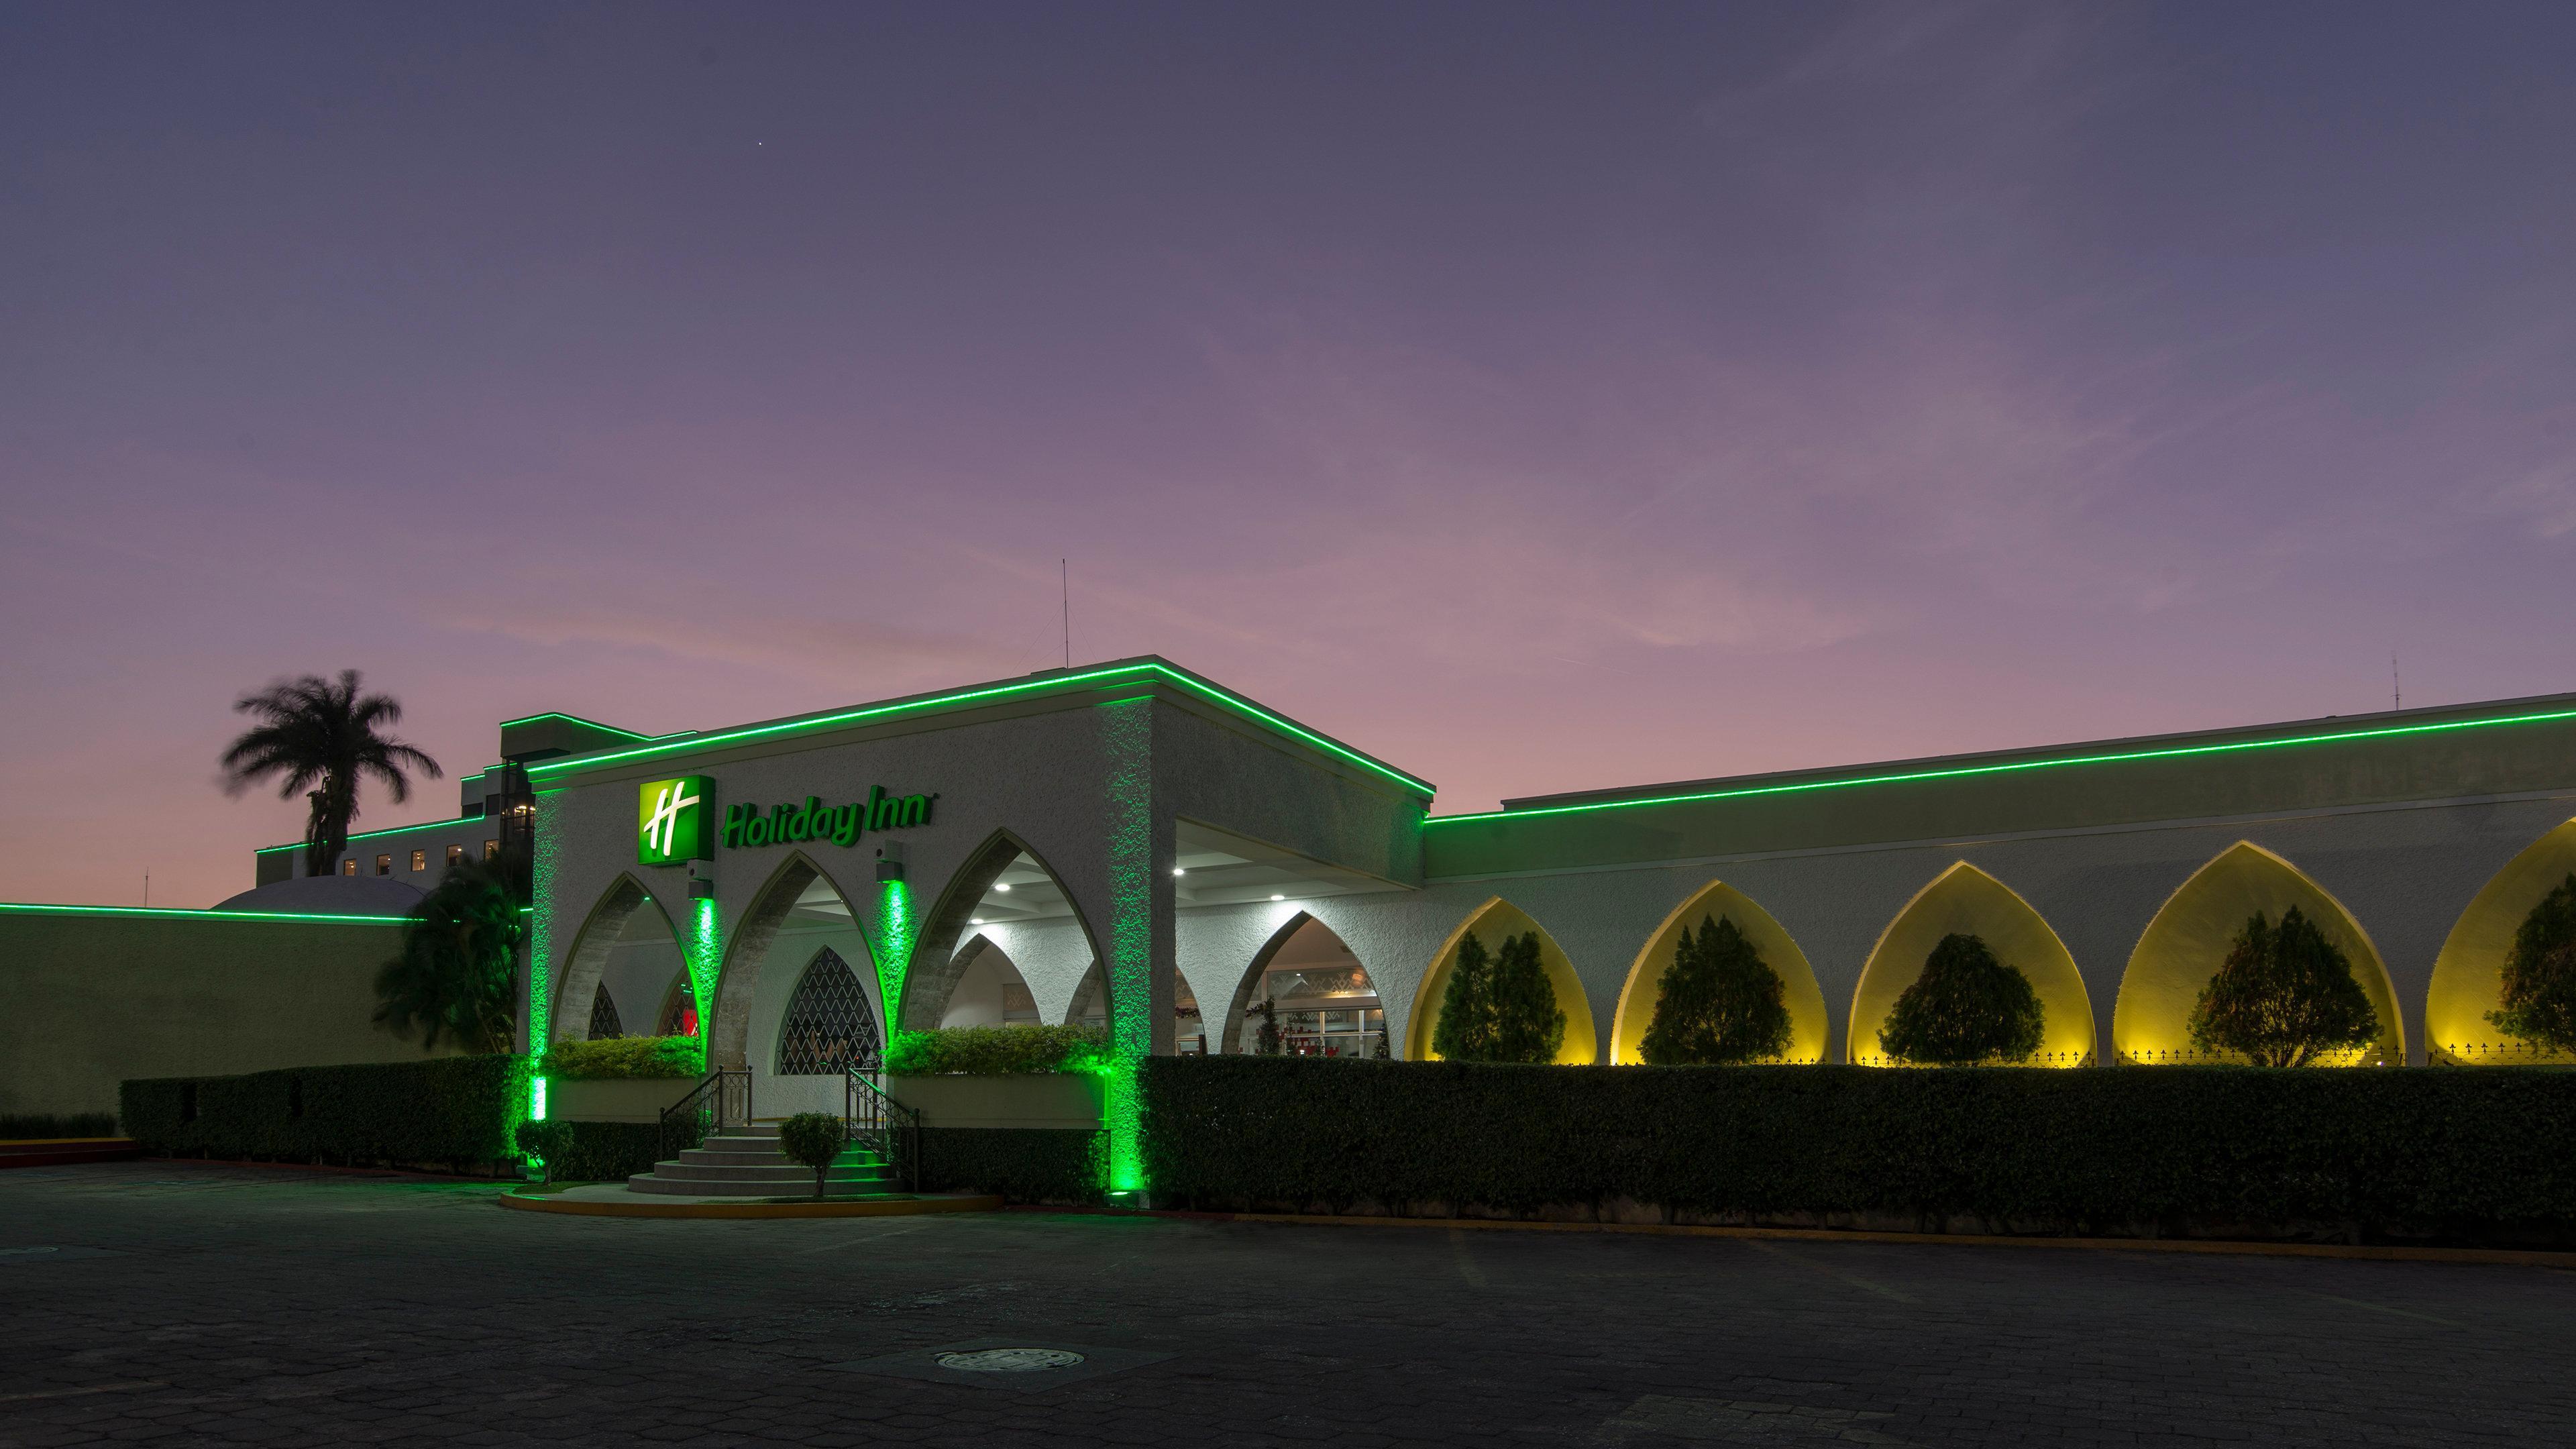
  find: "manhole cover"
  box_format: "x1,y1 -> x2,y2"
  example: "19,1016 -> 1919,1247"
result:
935,1348 -> 1085,1374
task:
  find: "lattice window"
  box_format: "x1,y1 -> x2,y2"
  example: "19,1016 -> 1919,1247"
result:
775,947 -> 881,1074
586,983 -> 624,1040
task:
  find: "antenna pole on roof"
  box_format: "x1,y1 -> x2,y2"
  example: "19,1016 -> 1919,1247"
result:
2393,653 -> 2401,712
1061,559 -> 1070,669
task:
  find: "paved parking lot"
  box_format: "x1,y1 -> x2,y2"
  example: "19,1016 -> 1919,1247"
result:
3,1161 -> 2571,1447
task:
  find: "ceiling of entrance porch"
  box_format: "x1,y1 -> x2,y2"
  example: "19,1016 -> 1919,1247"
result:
777,820 -> 1401,929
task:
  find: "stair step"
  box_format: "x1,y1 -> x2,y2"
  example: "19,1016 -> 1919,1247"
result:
647,1165 -> 894,1184
625,1173 -> 908,1198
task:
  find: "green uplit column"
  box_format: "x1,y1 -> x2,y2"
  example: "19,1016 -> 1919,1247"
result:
525,796 -> 562,1121
686,898 -> 724,1029
1097,696 -> 1174,1197
875,878 -> 916,1037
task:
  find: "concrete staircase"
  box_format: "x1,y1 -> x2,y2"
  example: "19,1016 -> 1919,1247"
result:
627,1122 -> 903,1198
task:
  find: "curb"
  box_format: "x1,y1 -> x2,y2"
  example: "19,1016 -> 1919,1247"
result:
496,1189 -> 1004,1219
1190,1212 -> 2576,1267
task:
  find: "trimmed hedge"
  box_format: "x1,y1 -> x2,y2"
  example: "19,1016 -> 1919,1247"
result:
1,1112 -> 119,1139
121,1056 -> 528,1173
1140,1057 -> 2576,1244
538,1034 -> 704,1081
888,1025 -> 1108,1076
912,1127 -> 1103,1205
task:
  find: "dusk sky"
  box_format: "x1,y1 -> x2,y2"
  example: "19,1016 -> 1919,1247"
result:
7,4 -> 2575,908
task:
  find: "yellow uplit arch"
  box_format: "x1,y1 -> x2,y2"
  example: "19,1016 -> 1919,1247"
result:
1849,863 -> 2094,1067
2426,820 -> 2576,1065
1405,898 -> 1599,1064
2112,842 -> 2402,1067
1610,881 -> 1826,1065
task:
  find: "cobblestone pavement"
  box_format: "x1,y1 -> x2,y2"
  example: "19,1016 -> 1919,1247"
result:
3,1162 -> 2571,1447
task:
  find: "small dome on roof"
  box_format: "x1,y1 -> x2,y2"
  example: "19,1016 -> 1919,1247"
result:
213,875 -> 425,917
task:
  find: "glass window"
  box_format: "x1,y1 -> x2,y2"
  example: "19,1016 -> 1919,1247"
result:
341,859 -> 356,876
374,854 -> 392,876
484,839 -> 500,859
445,845 -> 464,867
409,849 -> 427,871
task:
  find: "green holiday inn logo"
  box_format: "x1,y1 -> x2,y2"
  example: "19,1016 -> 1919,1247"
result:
637,777 -> 712,865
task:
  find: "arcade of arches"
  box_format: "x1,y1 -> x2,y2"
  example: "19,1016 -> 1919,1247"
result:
551,826 -> 2576,1072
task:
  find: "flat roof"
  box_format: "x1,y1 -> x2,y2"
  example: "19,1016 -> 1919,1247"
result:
1456,690 -> 2576,825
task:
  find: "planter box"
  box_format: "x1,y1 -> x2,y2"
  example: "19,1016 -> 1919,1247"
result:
547,1077 -> 698,1124
890,1073 -> 1104,1130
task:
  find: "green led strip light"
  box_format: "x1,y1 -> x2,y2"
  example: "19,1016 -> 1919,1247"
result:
256,814 -> 494,855
1426,706 -> 2576,826
522,663 -> 1436,798
496,711 -> 661,741
0,902 -> 405,924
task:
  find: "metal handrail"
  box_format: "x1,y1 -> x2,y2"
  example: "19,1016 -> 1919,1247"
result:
659,1069 -> 751,1161
846,1067 -> 922,1192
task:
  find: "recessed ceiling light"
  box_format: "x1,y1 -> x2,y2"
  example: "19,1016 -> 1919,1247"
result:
970,917 -> 985,926
1171,867 -> 1185,877
1271,894 -> 1285,902
994,882 -> 1012,893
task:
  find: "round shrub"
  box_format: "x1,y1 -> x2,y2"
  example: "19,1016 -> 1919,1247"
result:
1878,933 -> 2045,1066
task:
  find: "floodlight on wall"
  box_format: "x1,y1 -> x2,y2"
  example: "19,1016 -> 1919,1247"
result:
685,859 -> 715,900
875,841 -> 906,883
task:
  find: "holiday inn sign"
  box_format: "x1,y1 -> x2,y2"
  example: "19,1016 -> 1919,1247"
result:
636,776 -> 936,865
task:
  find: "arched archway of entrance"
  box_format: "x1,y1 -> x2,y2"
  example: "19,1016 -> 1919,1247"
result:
1218,913 -> 1387,1057
907,830 -> 1108,1033
1068,961 -> 1207,1052
939,934 -> 1043,1028
550,873 -> 685,1045
708,853 -> 881,1110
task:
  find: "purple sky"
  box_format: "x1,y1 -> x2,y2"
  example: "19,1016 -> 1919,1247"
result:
7,4 -> 2575,908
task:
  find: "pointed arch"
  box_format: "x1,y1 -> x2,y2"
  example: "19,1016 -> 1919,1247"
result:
906,828 -> 1107,1033
1611,881 -> 1827,1065
549,872 -> 682,1044
1069,959 -> 1205,1046
773,946 -> 882,1074
2112,842 -> 2402,1067
709,849 -> 875,1072
1851,863 -> 2094,1067
939,933 -> 1042,1028
1405,898 -> 1599,1064
2428,819 -> 2576,1064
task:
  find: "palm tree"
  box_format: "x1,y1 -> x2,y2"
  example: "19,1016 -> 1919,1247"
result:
376,849 -> 527,1055
220,671 -> 441,878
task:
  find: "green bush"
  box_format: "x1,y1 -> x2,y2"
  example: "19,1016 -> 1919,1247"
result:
777,1113 -> 847,1197
543,1120 -> 690,1183
913,1127 -> 1103,1204
1641,916 -> 1793,1066
538,1034 -> 706,1080
1880,934 -> 2045,1065
885,1024 -> 1108,1076
1138,1056 -> 2576,1244
0,1112 -> 120,1139
2191,908 -> 2381,1067
2491,874 -> 2576,1055
121,1056 -> 528,1173
514,1118 -> 574,1179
